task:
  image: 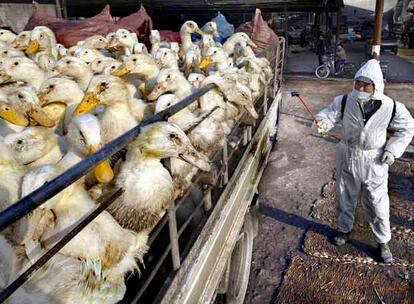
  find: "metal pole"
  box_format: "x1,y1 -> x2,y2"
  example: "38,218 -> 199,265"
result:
168,202 -> 181,270
336,6 -> 342,47
372,0 -> 385,58
55,0 -> 63,18
61,0 -> 68,19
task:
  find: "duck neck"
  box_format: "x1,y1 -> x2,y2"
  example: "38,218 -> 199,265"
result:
26,144 -> 64,169
170,108 -> 197,130
140,65 -> 159,81
174,79 -> 193,99
74,69 -> 93,91
24,69 -> 46,91
181,31 -> 193,52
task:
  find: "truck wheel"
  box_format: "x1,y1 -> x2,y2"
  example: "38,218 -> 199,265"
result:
226,213 -> 254,304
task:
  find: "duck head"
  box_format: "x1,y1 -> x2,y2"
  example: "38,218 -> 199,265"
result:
67,114 -> 113,183
52,56 -> 93,91
102,61 -> 122,75
154,94 -> 179,113
4,127 -> 59,166
82,35 -> 108,50
108,30 -> 136,53
199,47 -> 228,70
0,56 -> 45,90
11,31 -> 31,51
154,48 -> 178,70
112,54 -> 159,80
26,26 -> 57,60
147,69 -> 189,101
133,43 -> 148,55
0,29 -> 17,45
0,48 -> 25,59
74,75 -> 129,115
180,21 -> 203,37
76,48 -> 104,65
38,77 -> 84,106
203,22 -> 219,36
135,122 -> 211,171
187,73 -> 205,88
150,30 -> 160,46
90,57 -> 120,74
56,44 -> 67,59
0,86 -> 66,128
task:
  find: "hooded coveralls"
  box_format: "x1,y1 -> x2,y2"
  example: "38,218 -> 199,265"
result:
316,59 -> 414,243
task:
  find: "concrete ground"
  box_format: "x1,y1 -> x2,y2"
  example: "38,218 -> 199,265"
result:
244,76 -> 414,303
285,41 -> 414,82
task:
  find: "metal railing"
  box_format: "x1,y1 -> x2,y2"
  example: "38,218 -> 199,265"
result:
0,37 -> 285,303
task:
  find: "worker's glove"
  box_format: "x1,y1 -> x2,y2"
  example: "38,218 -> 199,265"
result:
381,151 -> 395,166
314,121 -> 328,136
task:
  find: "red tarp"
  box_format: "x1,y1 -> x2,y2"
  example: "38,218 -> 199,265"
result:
236,9 -> 279,59
24,2 -> 153,48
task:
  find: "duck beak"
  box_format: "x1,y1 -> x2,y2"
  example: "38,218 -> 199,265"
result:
26,40 -> 40,55
147,83 -> 167,101
74,92 -> 100,115
112,66 -> 130,76
199,57 -> 213,70
179,148 -> 211,172
0,105 -> 29,126
87,146 -> 114,184
195,27 -> 204,36
244,104 -> 258,119
28,105 -> 56,127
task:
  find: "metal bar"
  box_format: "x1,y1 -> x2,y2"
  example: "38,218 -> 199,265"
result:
264,83 -> 268,114
0,83 -> 217,233
372,0 -> 384,58
168,202 -> 181,270
203,188 -> 212,211
0,189 -> 122,303
222,138 -> 229,185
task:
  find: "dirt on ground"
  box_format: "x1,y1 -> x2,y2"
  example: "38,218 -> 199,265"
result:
244,76 -> 414,304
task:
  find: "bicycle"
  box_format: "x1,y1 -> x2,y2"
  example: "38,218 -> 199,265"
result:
315,53 -> 356,79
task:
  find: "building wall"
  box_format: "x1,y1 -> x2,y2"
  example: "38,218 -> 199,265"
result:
0,3 -> 56,33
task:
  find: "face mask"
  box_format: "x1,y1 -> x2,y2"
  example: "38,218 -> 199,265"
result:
351,89 -> 372,103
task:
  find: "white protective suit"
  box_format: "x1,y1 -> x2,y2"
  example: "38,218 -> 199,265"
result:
316,59 -> 414,243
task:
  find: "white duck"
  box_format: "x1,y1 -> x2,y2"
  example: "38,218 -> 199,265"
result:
0,56 -> 46,91
150,29 -> 161,56
20,164 -> 148,303
199,46 -> 232,71
73,75 -> 141,144
11,31 -> 31,51
90,57 -> 121,75
179,21 -> 204,58
154,48 -> 179,70
53,56 -> 94,91
0,29 -> 17,45
223,32 -> 257,56
201,21 -> 219,54
26,26 -> 58,62
187,73 -> 205,88
107,122 -> 210,232
37,77 -> 84,133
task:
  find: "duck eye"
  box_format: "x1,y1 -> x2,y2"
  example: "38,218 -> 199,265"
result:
17,94 -> 23,99
49,84 -> 54,89
169,133 -> 176,139
133,58 -> 137,62
166,74 -> 171,80
97,60 -> 102,64
14,62 -> 19,66
85,51 -> 88,54
123,35 -> 127,39
17,139 -> 23,145
66,60 -> 70,64
0,32 -> 3,35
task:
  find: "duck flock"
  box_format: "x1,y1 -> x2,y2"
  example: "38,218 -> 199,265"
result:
0,20 -> 273,303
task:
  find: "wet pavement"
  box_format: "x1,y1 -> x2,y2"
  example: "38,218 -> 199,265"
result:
245,76 -> 414,304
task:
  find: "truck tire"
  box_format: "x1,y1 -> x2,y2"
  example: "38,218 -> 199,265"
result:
225,213 -> 255,304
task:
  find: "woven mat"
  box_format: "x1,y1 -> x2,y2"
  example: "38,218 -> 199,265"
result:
276,256 -> 414,304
